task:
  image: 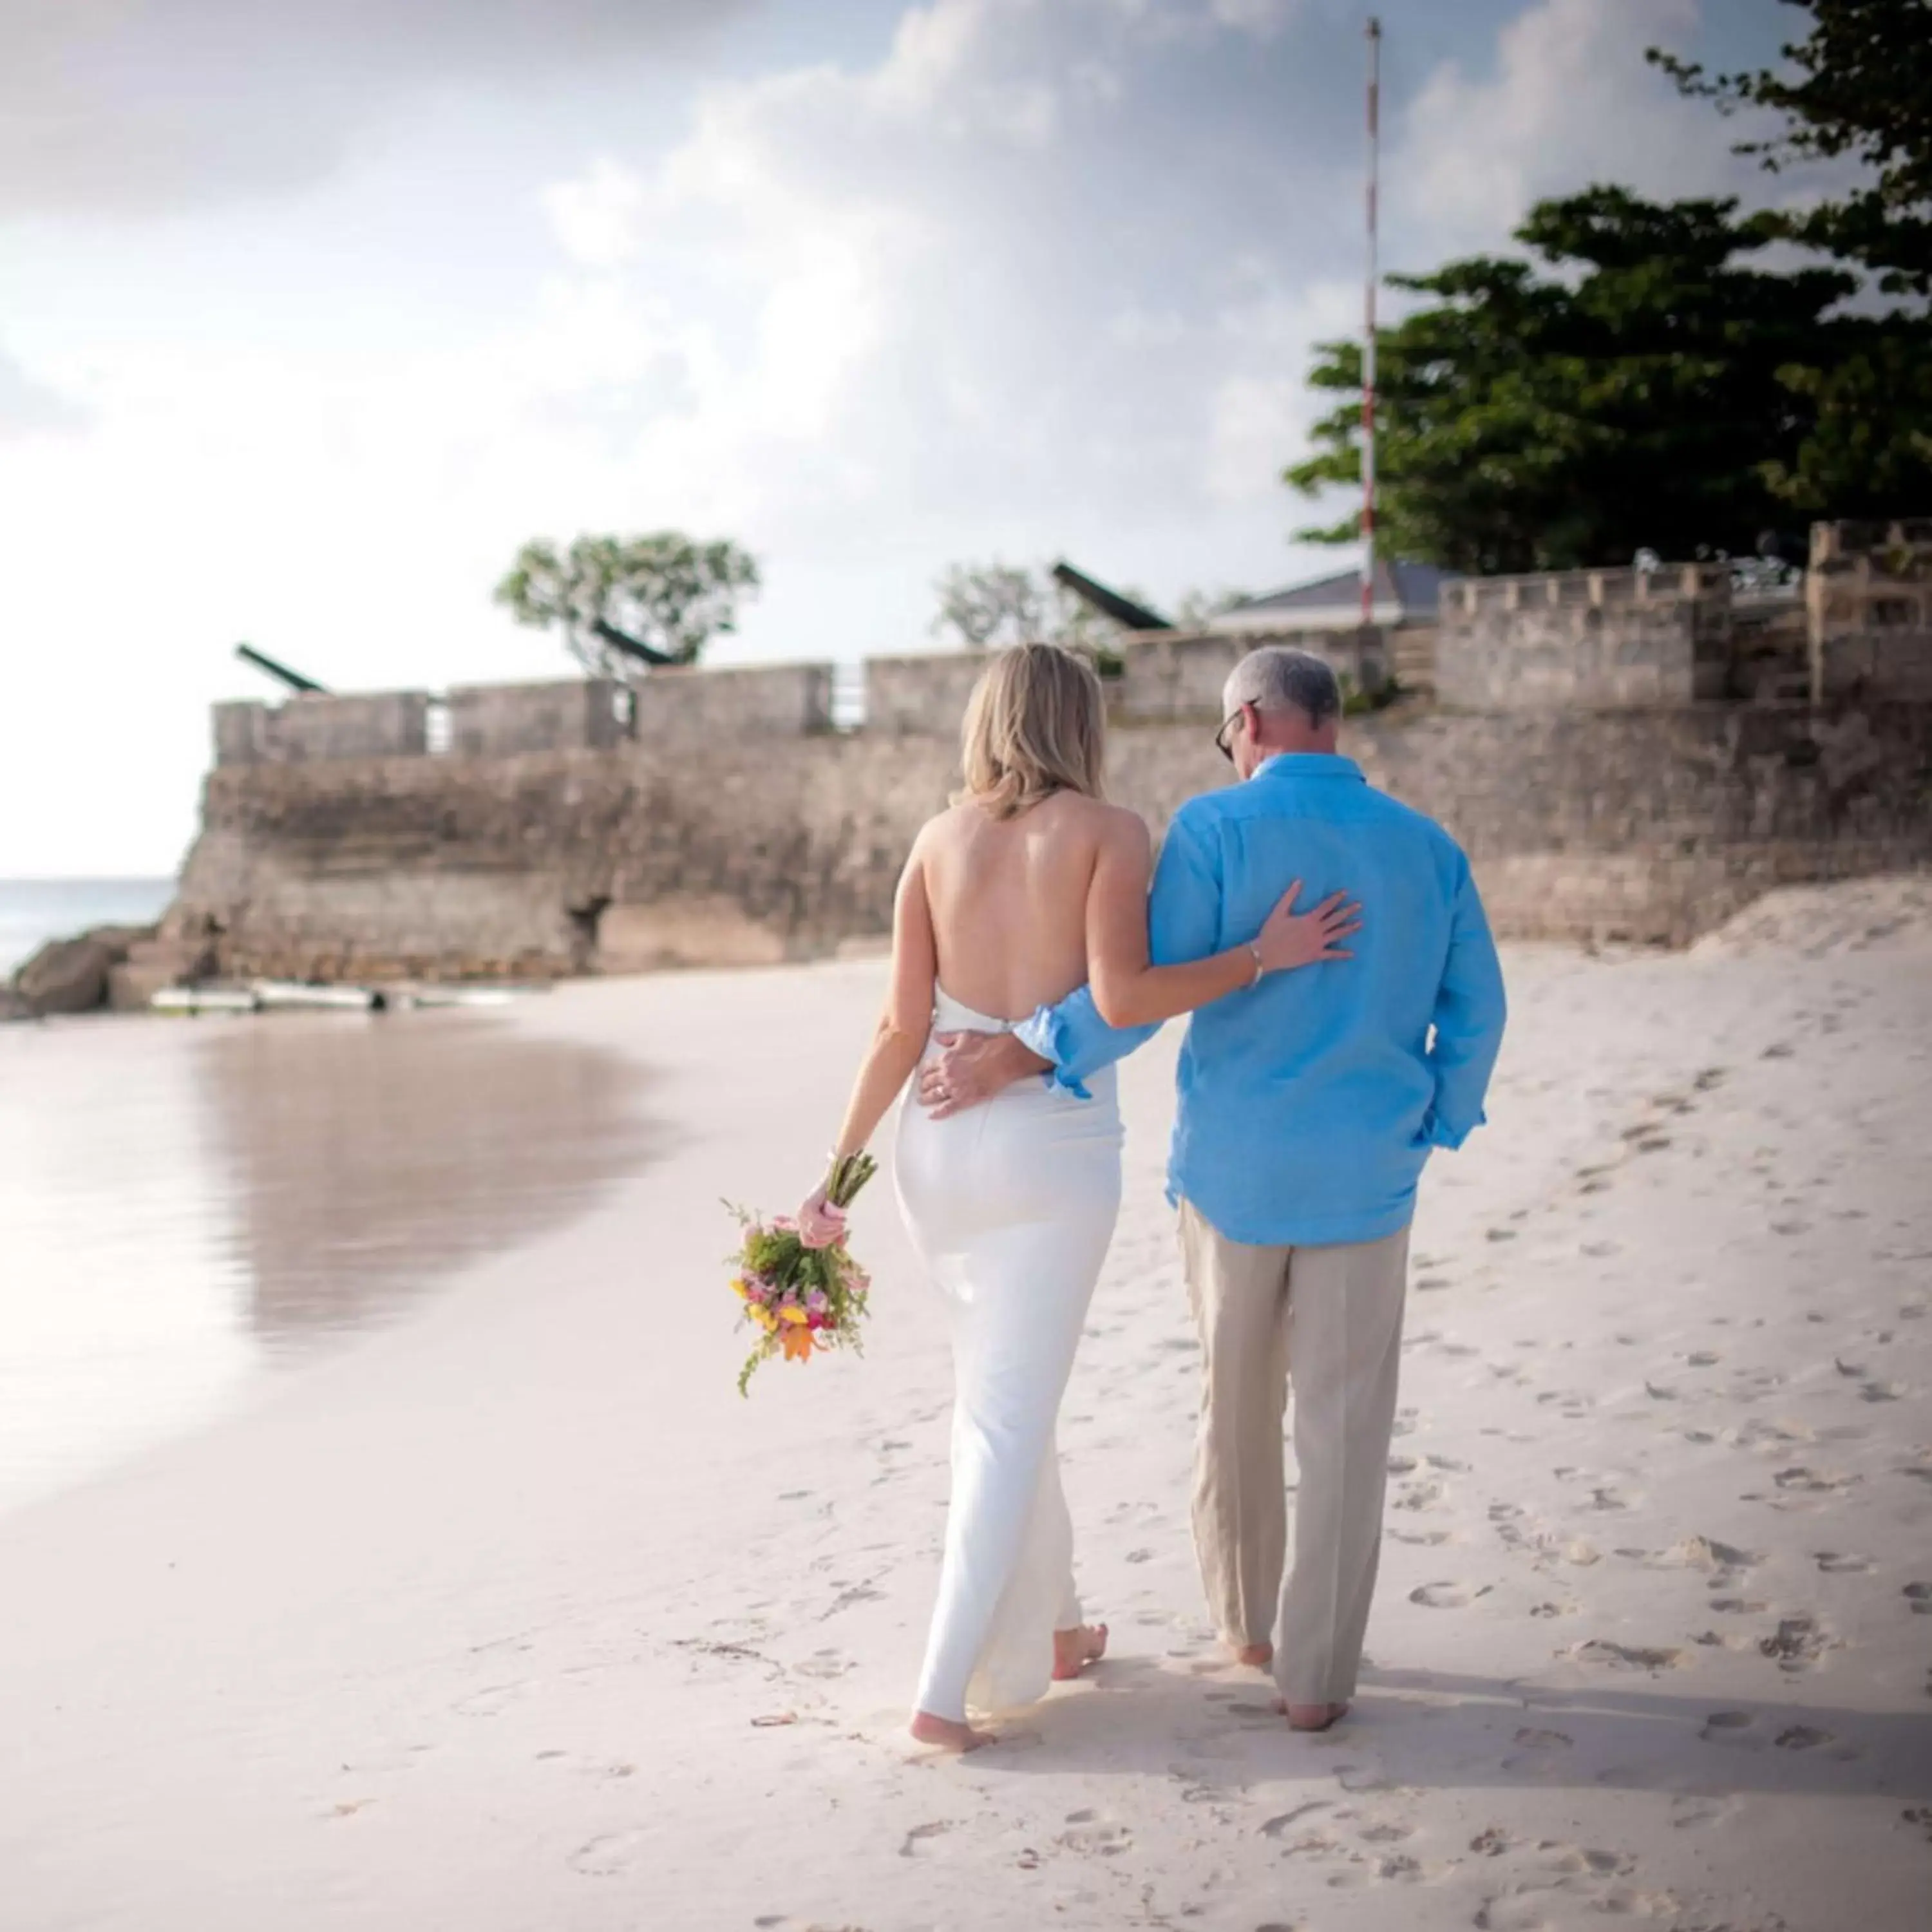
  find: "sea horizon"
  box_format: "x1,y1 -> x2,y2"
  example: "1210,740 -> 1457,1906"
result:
0,876 -> 177,979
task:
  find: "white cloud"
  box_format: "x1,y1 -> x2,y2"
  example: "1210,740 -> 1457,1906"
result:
0,0 -> 1817,873
0,0 -> 756,216
1209,0 -> 1298,35
1393,0 -> 1765,253
1205,278 -> 1356,506
542,160 -> 650,271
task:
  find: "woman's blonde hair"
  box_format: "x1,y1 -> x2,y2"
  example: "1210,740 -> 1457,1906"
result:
958,642 -> 1107,819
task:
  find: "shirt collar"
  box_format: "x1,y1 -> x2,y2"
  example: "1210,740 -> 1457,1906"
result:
1254,752 -> 1365,784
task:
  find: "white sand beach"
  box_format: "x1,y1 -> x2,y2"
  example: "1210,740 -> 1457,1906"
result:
3,881 -> 1929,1932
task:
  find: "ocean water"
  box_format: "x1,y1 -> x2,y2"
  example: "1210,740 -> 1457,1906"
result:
0,878 -> 177,978
0,1003 -> 651,1519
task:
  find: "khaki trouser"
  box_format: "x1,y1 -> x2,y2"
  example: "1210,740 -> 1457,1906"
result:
1179,1200 -> 1412,1705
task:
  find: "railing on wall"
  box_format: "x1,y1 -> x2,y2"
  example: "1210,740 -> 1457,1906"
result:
829,659 -> 867,732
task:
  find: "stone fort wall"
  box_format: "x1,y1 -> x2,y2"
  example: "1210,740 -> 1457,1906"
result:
173,603 -> 1932,978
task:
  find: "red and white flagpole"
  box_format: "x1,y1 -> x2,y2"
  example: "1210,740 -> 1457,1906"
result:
1360,15 -> 1381,629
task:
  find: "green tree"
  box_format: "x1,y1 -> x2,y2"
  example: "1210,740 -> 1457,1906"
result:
1649,0 -> 1932,300
1649,1 -> 1932,511
1764,324 -> 1932,510
495,533 -> 761,677
930,562 -> 1132,652
1172,586 -> 1254,629
1283,188 -> 1932,573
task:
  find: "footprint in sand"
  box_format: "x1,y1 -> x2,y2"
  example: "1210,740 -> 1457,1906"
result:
1260,1801 -> 1332,1839
1815,1552 -> 1874,1575
1410,1581 -> 1490,1609
1358,1821 -> 1415,1844
1758,1614 -> 1832,1671
1772,1466 -> 1852,1494
569,1830 -> 647,1877
1904,1582 -> 1932,1615
1057,1814 -> 1133,1856
1569,1640 -> 1684,1672
795,1649 -> 854,1679
898,1821 -> 955,1857
453,1681 -> 532,1718
1698,1711 -> 1756,1743
1670,1794 -> 1739,1830
1774,1725 -> 1837,1751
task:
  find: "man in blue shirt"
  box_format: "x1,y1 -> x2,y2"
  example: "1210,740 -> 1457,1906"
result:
916,646 -> 1506,1730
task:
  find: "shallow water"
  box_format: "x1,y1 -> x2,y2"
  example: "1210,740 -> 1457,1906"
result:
0,1005 -> 651,1516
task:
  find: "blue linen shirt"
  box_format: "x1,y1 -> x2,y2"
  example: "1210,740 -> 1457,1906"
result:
1015,753 -> 1507,1247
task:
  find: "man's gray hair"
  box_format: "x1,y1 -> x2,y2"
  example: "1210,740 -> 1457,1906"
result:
1223,646 -> 1341,726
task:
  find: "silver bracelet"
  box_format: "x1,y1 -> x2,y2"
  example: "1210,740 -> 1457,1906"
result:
1247,940 -> 1265,985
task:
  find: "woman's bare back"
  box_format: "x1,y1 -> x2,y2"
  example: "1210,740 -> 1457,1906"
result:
918,791 -> 1133,1022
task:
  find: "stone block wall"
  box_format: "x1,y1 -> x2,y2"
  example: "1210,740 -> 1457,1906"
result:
446,679 -> 630,757
630,661 -> 833,741
864,651 -> 989,737
1108,628 -> 1390,724
1807,518 -> 1932,703
862,628 -> 1393,739
172,733 -> 955,982
1436,565 -> 1731,710
173,692 -> 1932,976
1105,699 -> 1932,947
213,692 -> 431,766
169,540 -> 1930,980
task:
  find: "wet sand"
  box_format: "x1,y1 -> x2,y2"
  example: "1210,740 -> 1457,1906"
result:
0,1006 -> 652,1515
0,881 -> 1927,1931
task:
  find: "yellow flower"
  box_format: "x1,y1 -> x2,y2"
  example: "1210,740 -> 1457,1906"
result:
731,1278 -> 751,1299
755,1307 -> 779,1333
779,1304 -> 808,1326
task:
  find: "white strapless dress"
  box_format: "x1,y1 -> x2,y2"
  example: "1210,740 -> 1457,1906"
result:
895,989 -> 1123,1721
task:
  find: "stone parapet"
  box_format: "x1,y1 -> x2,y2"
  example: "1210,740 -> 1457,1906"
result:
864,628 -> 1394,739
864,651 -> 989,737
1436,566 -> 1731,710
1807,518 -> 1932,703
446,679 -> 631,757
630,661 -> 833,741
214,692 -> 431,766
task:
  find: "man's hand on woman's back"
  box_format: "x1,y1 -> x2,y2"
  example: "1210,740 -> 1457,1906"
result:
916,1030 -> 1050,1120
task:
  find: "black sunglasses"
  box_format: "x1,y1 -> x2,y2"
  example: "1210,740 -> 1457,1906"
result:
1213,705 -> 1247,762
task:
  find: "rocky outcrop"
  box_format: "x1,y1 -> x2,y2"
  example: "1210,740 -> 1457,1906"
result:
107,923 -> 219,1012
8,924 -> 158,1017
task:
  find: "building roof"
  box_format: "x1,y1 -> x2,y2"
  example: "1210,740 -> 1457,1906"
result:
1214,559 -> 1459,632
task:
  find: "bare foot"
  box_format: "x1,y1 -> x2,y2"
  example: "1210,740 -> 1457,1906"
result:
909,1710 -> 995,1752
1275,1698 -> 1350,1732
1233,1640 -> 1274,1671
1053,1622 -> 1110,1680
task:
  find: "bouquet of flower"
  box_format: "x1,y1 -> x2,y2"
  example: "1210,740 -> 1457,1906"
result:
726,1151 -> 878,1396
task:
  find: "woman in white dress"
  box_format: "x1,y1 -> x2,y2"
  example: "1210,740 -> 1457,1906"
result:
798,644 -> 1358,1752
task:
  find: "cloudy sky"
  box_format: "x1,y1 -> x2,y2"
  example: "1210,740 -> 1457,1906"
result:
1,0 -> 1795,875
